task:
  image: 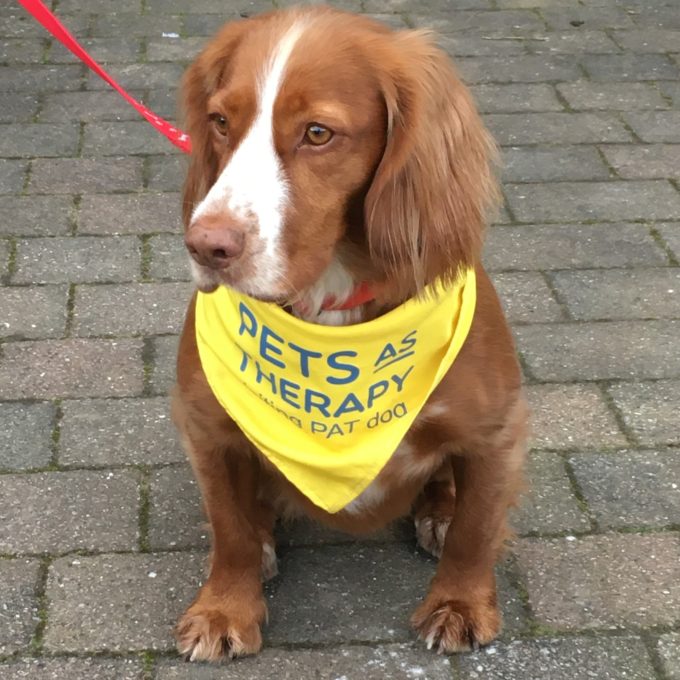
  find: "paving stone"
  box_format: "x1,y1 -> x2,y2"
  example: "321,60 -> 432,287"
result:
0,558 -> 41,655
0,196 -> 75,236
48,37 -> 142,64
183,13 -> 244,37
557,81 -> 669,110
73,282 -> 191,336
0,658 -> 144,680
0,338 -> 143,399
527,383 -> 627,451
149,233 -> 191,281
0,470 -> 139,554
0,123 -> 79,158
608,380 -> 680,447
612,28 -> 680,52
409,9 -> 547,34
658,633 -> 680,680
658,223 -> 680,260
0,237 -> 9,275
148,465 -> 207,551
505,181 -> 680,222
437,34 -> 527,58
516,534 -> 680,629
39,90 -> 144,123
0,38 -> 44,63
570,450 -> 680,529
91,14 -> 183,39
44,552 -> 201,652
491,272 -> 564,324
147,154 -> 186,192
456,55 -> 581,84
517,320 -> 680,381
156,644 -> 453,679
459,636 -> 656,680
472,84 -> 563,113
147,0 -> 273,11
85,63 -> 185,91
0,92 -> 41,122
29,157 -> 144,194
526,30 -> 621,54
60,397 -> 184,467
484,224 -> 668,272
0,13 -> 90,38
1,285 -> 68,339
551,268 -> 680,320
144,88 -> 181,120
0,159 -> 27,194
13,236 -> 141,284
487,113 -> 631,145
513,451 -> 591,536
0,64 -> 83,92
624,111 -> 680,143
149,334 -> 181,395
146,36 -> 207,62
541,6 -> 636,30
82,122 -> 181,156
57,0 -> 142,10
501,146 -> 610,182
0,402 -> 55,470
78,192 -> 181,235
602,144 -> 680,179
265,543 -> 526,646
660,82 -> 680,107
582,53 -> 678,81
629,5 -> 680,29
364,0 -> 492,10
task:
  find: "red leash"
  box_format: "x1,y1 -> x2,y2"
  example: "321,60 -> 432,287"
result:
17,0 -> 192,154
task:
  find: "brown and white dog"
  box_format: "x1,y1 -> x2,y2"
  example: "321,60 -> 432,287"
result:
172,5 -> 528,662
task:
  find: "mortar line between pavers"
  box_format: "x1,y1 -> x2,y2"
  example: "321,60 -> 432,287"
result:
48,398 -> 63,470
539,270 -> 574,322
62,283 -> 76,337
558,453 -> 598,532
593,144 -> 622,179
649,225 -> 680,266
137,465 -> 151,553
597,380 -> 640,448
29,556 -> 51,655
141,336 -> 156,397
1,237 -> 17,285
640,630 -> 674,680
616,111 -> 644,143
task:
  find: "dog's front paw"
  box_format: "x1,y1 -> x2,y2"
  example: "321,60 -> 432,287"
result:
176,585 -> 267,662
411,591 -> 500,654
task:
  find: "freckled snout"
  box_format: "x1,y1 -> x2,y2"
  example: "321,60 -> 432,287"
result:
185,215 -> 246,269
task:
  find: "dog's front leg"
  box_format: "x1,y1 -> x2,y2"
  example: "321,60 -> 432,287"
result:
175,435 -> 267,662
411,399 -> 527,653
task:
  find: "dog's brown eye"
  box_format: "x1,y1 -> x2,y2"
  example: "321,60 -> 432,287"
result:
209,112 -> 228,136
304,124 -> 333,146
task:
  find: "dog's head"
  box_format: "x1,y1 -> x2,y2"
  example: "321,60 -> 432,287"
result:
181,7 -> 497,303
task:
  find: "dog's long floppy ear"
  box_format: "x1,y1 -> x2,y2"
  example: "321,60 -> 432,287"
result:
365,31 -> 499,289
180,20 -> 250,228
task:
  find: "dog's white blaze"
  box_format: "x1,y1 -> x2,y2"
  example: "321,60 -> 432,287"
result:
191,22 -> 306,294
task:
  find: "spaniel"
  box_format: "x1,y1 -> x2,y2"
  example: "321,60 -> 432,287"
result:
172,5 -> 528,662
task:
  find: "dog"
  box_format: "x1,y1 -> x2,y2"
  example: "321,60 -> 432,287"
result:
171,5 -> 528,662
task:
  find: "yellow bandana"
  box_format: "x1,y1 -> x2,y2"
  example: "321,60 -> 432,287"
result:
195,268 -> 476,513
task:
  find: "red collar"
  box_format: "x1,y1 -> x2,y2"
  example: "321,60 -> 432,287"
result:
321,282 -> 374,311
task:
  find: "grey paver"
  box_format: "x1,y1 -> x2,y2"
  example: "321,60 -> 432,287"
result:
78,192 -> 182,235
527,383 -> 627,450
1,285 -> 68,339
491,272 -> 564,323
487,113 -> 631,145
0,470 -> 139,554
456,55 -> 581,84
85,63 -> 185,90
501,146 -> 610,182
613,29 -> 680,53
44,552 -> 201,652
570,450 -> 680,529
0,65 -> 83,92
438,34 -> 527,58
146,37 -> 207,62
13,236 -> 141,284
517,320 -> 680,381
624,111 -> 680,142
156,645 -> 452,679
516,534 -> 680,629
82,122 -> 181,156
483,224 -> 668,272
0,658 -> 144,680
59,397 -> 184,467
91,14 -> 184,39
471,83 -> 563,113
0,158 -> 27,194
0,38 -> 44,63
459,636 -> 656,680
658,633 -> 680,680
0,559 -> 41,656
410,10 -> 546,33
658,223 -> 680,260
513,451 -> 591,536
73,282 -> 192,336
149,233 -> 191,281
661,82 -> 680,107
0,196 -> 75,236
0,14 -> 90,38
541,6 -> 636,30
48,37 -> 141,64
582,53 -> 678,81
601,144 -> 680,179
1,238 -> 9,276
505,181 -> 680,222
147,154 -> 186,191
527,30 -> 621,55
29,157 -> 144,194
39,91 -> 145,123
557,81 -> 669,110
0,402 -> 56,470
0,92 -> 40,122
608,380 -> 680,447
0,338 -> 143,399
149,334 -> 181,395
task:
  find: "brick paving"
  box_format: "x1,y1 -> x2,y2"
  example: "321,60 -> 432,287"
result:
1,0 -> 679,678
